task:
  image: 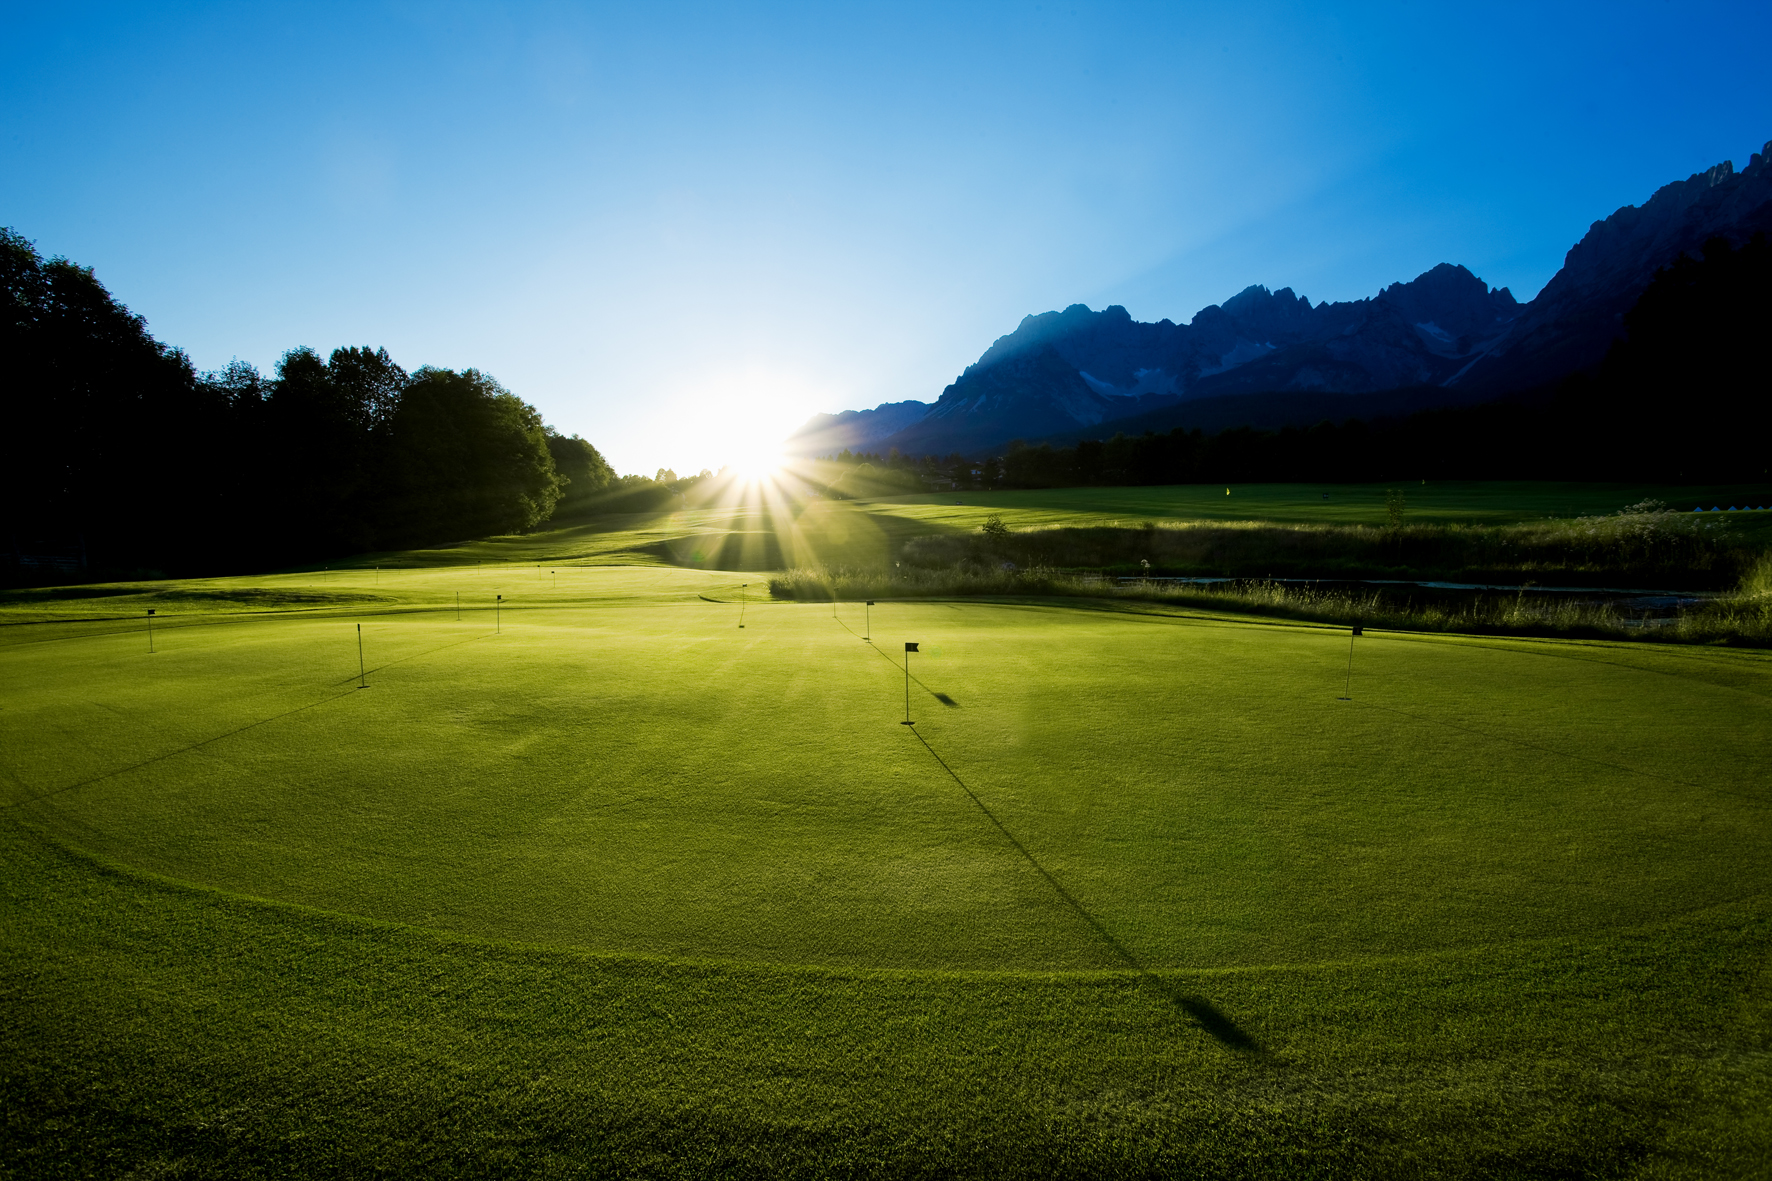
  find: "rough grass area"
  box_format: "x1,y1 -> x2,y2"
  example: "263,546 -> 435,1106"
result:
771,504 -> 1772,645
771,563 -> 1772,646
896,503 -> 1759,588
2,564 -> 1771,1174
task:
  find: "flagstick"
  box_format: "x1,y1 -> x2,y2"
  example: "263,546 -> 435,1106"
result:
902,642 -> 919,724
1339,624 -> 1361,700
357,623 -> 365,688
147,609 -> 155,654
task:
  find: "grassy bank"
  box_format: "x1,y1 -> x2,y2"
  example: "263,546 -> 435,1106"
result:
770,548 -> 1772,645
895,503 -> 1765,589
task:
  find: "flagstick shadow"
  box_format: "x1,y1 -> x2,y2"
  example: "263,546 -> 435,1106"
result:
330,631 -> 495,686
909,728 -> 1259,1053
3,688 -> 365,811
835,616 -> 956,703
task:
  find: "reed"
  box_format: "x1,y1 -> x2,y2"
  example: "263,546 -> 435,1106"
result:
1676,550 -> 1772,644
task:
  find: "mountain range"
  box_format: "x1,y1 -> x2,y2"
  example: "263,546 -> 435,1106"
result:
787,138 -> 1772,459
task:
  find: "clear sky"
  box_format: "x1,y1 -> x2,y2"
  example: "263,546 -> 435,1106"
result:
5,2 -> 1769,475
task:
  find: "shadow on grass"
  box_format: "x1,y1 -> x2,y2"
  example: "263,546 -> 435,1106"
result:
333,631 -> 495,686
3,687 -> 366,811
908,728 -> 1260,1053
832,616 -> 959,707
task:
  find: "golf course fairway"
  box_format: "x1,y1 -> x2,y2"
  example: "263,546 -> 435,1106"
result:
4,564 -> 1770,1176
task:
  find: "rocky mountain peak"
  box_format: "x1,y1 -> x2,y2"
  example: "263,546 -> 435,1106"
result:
1377,263 -> 1520,338
1453,137 -> 1772,392
1214,285 -> 1315,339
790,135 -> 1772,459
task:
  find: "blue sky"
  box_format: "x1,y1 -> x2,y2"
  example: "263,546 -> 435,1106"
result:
5,2 -> 1769,474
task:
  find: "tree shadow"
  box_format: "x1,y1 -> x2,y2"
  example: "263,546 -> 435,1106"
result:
909,729 -> 1261,1053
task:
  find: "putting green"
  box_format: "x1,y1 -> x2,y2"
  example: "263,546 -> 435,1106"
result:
3,565 -> 1768,972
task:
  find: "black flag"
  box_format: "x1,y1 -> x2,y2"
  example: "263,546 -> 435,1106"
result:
905,642 -> 919,652
866,600 -> 876,606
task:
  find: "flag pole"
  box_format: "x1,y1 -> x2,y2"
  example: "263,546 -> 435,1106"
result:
1339,624 -> 1361,700
902,641 -> 918,724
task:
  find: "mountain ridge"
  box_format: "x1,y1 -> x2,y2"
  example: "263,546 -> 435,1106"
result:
785,138 -> 1772,458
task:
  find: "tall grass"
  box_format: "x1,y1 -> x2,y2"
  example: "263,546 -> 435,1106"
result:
772,567 -> 1656,640
771,547 -> 1772,647
1678,550 -> 1772,644
895,502 -> 1753,588
770,503 -> 1772,644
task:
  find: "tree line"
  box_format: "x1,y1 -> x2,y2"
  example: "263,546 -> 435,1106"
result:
823,234 -> 1769,493
8,226 -> 1762,580
3,227 -> 627,581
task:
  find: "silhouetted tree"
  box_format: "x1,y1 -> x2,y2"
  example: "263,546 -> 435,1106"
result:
1,226 -> 230,575
381,368 -> 562,545
260,346 -> 406,558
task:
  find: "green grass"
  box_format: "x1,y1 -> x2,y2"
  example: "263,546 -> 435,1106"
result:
155,480 -> 1769,579
770,564 -> 1772,646
845,480 -> 1772,532
4,562 -> 1771,1175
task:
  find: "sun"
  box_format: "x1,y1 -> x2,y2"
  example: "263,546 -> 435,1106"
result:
726,446 -> 785,482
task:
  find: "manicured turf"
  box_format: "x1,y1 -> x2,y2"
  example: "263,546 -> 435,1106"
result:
3,560 -> 1771,1175
7,566 -> 1771,972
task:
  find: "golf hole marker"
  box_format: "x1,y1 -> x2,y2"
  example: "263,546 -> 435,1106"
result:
146,609 -> 155,653
1339,624 -> 1362,700
902,641 -> 918,724
865,600 -> 875,641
